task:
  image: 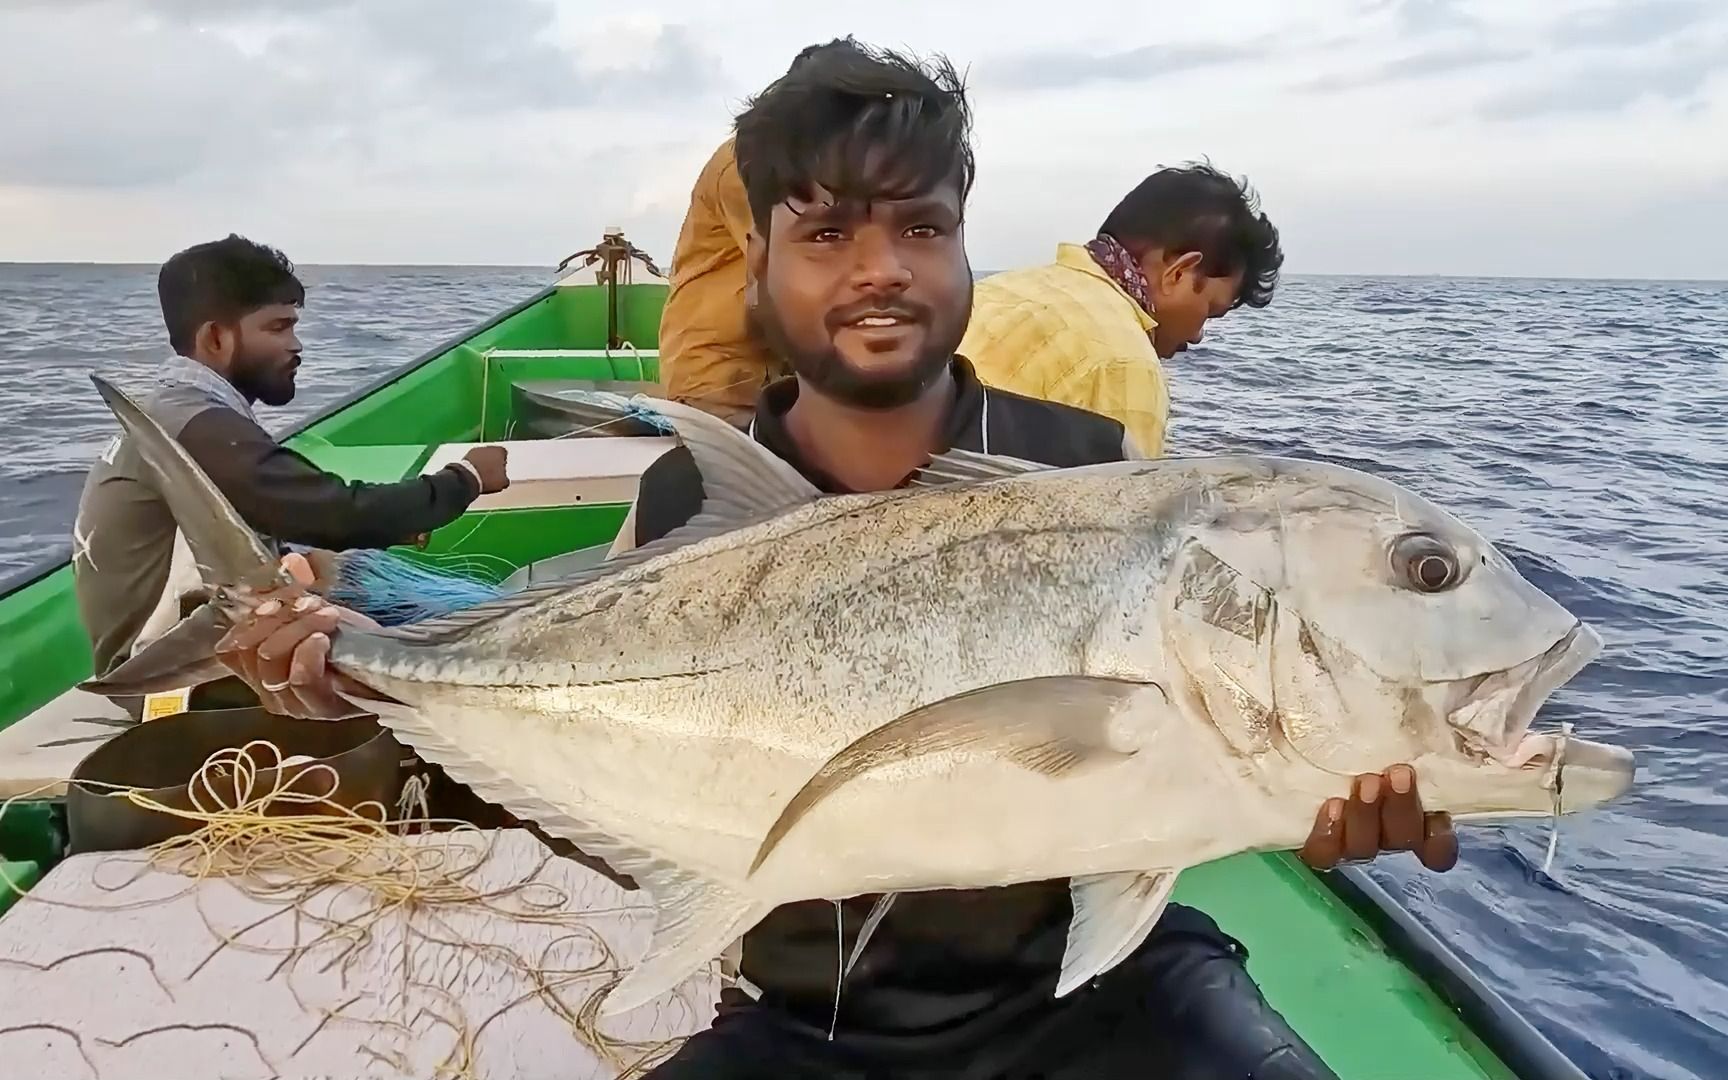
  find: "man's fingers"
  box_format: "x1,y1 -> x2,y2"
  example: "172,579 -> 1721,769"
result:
287,632 -> 358,718
255,607 -> 340,666
1418,812 -> 1460,872
218,588 -> 312,653
1379,765 -> 1426,852
283,552 -> 315,586
288,630 -> 330,687
1297,799 -> 1345,869
1342,773 -> 1382,862
334,606 -> 383,631
253,607 -> 341,701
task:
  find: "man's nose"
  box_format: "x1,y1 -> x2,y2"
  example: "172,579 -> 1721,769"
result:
850,228 -> 912,293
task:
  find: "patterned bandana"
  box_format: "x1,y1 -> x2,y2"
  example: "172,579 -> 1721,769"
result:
1083,232 -> 1156,325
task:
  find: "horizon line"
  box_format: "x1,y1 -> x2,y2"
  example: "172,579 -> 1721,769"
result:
0,260 -> 1725,285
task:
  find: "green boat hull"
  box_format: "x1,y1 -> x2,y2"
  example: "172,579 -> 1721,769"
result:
0,269 -> 1584,1079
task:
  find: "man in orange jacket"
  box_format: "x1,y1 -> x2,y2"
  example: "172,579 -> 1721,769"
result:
657,40 -> 859,426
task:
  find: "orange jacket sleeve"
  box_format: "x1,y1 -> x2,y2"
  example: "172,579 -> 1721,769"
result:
657,139 -> 786,424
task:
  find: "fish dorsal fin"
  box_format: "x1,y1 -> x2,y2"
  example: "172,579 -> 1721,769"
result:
747,675 -> 1166,876
636,395 -> 822,519
372,396 -> 822,647
911,446 -> 1055,487
1058,869 -> 1180,997
365,507 -> 760,646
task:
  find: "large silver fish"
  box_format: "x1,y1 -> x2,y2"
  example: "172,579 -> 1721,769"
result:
86,374 -> 1635,1019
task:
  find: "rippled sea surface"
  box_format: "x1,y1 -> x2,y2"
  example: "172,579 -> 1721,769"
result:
1,265 -> 1724,1079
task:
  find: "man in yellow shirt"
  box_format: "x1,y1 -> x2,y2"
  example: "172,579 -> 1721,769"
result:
958,164 -> 1284,457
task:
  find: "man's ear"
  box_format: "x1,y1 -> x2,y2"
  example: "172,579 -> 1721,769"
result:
1162,250 -> 1204,289
193,320 -> 231,364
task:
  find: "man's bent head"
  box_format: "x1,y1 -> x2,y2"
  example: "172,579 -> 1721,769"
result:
734,40 -> 975,410
158,234 -> 305,406
1101,163 -> 1284,360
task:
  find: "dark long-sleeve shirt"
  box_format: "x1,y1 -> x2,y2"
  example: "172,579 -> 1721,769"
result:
72,380 -> 480,675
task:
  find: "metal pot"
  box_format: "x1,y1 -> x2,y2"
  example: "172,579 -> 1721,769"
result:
64,706 -> 404,855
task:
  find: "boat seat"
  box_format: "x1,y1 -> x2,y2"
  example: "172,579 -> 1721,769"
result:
0,688 -> 133,800
420,437 -> 674,511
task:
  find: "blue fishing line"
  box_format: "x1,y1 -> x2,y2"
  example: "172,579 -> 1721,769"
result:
561,388 -> 676,435
319,548 -> 508,626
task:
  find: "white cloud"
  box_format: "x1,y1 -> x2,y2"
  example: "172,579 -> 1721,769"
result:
0,0 -> 1724,278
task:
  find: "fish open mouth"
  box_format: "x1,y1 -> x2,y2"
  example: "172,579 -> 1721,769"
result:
1447,622 -> 1603,765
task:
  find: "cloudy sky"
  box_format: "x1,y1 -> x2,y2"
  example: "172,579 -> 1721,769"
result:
1,0 -> 1724,278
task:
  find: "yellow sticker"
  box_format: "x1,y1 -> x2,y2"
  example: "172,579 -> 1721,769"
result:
142,688 -> 191,721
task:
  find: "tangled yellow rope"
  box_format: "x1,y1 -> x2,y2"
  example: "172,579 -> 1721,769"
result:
0,740 -> 690,1079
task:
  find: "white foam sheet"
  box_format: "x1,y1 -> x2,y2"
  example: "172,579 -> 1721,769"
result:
0,829 -> 720,1079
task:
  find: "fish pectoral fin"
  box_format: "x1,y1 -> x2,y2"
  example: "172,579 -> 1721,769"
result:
911,446 -> 1054,487
600,868 -> 772,1019
747,676 -> 1166,877
1058,868 -> 1181,997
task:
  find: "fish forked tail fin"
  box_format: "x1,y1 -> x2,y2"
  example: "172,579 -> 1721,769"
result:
78,375 -> 293,697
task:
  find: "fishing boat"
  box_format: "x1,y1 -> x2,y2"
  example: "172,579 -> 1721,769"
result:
0,231 -> 1589,1080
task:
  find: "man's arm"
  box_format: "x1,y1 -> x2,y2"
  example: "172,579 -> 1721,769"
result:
605,447 -> 703,559
177,407 -> 492,550
1079,353 -> 1168,459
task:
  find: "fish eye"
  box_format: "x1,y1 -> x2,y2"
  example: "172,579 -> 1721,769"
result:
1391,533 -> 1463,593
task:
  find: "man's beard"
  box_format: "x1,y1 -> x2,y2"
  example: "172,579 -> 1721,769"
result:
752,290 -> 967,411
228,335 -> 295,406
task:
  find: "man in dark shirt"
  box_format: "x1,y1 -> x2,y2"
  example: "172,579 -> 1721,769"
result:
218,39 -> 1457,1080
72,234 -> 509,678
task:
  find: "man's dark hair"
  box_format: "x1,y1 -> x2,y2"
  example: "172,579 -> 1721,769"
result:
1100,163 -> 1284,309
157,234 -> 306,355
732,40 -> 974,235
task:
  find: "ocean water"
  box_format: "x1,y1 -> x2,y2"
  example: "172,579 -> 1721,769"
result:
0,264 -> 1724,1078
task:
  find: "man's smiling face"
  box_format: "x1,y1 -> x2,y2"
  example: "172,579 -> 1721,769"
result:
748,177 -> 973,409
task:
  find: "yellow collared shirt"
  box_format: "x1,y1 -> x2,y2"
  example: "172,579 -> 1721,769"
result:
959,243 -> 1170,457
